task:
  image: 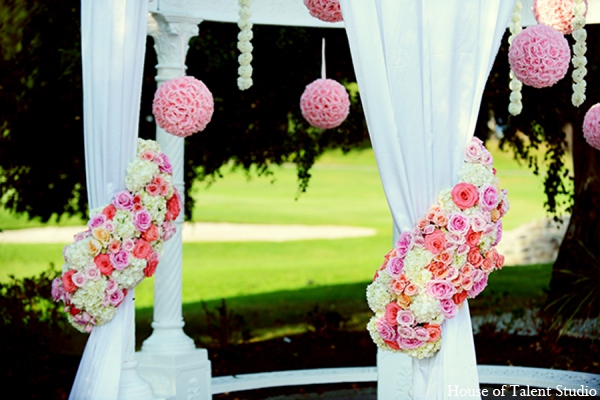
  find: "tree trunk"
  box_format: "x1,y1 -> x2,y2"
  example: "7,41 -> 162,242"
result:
548,115 -> 600,320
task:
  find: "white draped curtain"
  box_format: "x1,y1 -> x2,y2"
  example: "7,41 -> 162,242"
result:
339,1 -> 514,399
69,0 -> 148,398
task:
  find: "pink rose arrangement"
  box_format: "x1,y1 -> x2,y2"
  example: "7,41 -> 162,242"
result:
152,76 -> 214,138
51,139 -> 181,333
583,103 -> 600,150
300,78 -> 350,130
508,24 -> 571,89
303,0 -> 343,23
366,137 -> 509,359
533,0 -> 587,35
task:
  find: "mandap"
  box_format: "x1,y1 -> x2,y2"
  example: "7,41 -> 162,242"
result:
55,0 -> 600,399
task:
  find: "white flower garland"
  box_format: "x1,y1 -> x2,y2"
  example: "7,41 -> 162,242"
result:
508,0 -> 523,116
571,0 -> 587,107
237,0 -> 253,91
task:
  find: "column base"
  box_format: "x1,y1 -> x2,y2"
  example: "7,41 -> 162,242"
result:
119,359 -> 163,400
377,349 -> 413,399
136,348 -> 212,400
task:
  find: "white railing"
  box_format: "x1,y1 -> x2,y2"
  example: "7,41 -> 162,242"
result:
211,365 -> 600,397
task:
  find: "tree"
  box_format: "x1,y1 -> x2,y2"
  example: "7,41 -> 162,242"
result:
476,25 -> 600,322
0,1 -> 368,222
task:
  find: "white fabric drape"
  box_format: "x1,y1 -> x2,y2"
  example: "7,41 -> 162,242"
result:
339,1 -> 514,399
69,0 -> 148,399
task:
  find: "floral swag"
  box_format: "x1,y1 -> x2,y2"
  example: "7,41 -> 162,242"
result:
367,137 -> 509,359
52,139 -> 181,333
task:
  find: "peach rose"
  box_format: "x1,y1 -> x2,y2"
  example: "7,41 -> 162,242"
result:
133,239 -> 152,259
425,324 -> 442,342
424,229 -> 446,255
94,253 -> 114,275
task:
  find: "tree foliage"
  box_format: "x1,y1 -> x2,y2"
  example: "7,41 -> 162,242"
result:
477,26 -> 600,321
1,1 -> 368,221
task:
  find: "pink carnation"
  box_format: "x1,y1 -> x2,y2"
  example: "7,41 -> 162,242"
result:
508,24 -> 570,89
300,78 -> 350,130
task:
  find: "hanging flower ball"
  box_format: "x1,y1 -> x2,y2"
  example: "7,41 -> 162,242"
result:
303,0 -> 343,23
508,24 -> 570,88
300,78 -> 350,130
152,76 -> 214,138
583,104 -> 600,150
533,0 -> 588,35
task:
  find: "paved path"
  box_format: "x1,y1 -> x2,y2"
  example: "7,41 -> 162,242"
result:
0,222 -> 377,244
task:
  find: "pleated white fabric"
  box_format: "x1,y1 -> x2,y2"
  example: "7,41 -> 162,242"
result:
69,1 -> 148,399
339,1 -> 514,399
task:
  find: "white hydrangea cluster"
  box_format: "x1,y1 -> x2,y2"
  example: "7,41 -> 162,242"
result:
458,162 -> 495,188
403,248 -> 433,286
404,339 -> 442,360
366,274 -> 392,314
125,158 -> 159,193
411,293 -> 445,325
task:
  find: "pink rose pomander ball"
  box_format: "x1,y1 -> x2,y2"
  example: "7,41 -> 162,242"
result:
303,0 -> 343,23
508,24 -> 570,89
300,78 -> 350,130
583,104 -> 600,150
533,0 -> 588,35
152,76 -> 214,138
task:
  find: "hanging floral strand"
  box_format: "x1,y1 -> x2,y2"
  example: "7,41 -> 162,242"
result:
571,0 -> 587,107
237,0 -> 253,90
508,0 -> 523,116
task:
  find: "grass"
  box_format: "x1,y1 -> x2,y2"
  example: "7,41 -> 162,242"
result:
0,140 -> 557,340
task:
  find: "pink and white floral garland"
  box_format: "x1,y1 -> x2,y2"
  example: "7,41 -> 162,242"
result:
366,137 -> 509,359
51,139 -> 181,333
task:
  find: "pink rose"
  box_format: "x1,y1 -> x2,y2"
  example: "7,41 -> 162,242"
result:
162,221 -> 177,241
439,298 -> 458,319
62,270 -> 78,293
425,324 -> 442,342
386,257 -> 405,277
113,190 -> 134,211
470,212 -> 488,232
106,278 -> 118,295
479,185 -> 499,211
465,230 -> 482,248
384,302 -> 401,326
492,220 -> 503,247
395,231 -> 414,257
467,273 -> 488,298
109,289 -> 126,307
398,326 -> 416,339
122,238 -> 135,252
397,337 -> 424,350
87,213 -> 106,230
85,266 -> 101,281
110,250 -> 130,271
424,229 -> 446,255
376,319 -> 398,343
94,253 -> 114,275
51,278 -> 63,301
396,309 -> 416,326
146,183 -> 161,196
133,239 -> 152,259
451,182 -> 479,210
467,248 -> 484,268
425,279 -> 456,300
72,271 -> 87,288
414,327 -> 430,342
465,140 -> 483,162
447,212 -> 470,236
159,153 -> 173,174
404,283 -> 419,296
133,209 -> 153,232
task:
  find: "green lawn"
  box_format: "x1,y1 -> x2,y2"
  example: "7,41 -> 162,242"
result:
0,141 -> 556,339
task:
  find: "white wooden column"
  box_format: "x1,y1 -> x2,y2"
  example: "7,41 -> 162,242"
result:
136,12 -> 211,400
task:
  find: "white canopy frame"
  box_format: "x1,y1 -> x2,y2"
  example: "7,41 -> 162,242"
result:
73,1 -> 600,399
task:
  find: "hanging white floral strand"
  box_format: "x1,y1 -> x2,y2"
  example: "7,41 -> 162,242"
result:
237,0 -> 253,90
508,0 -> 523,116
571,0 -> 587,107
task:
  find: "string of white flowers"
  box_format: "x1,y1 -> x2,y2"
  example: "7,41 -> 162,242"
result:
571,0 -> 587,107
237,0 -> 253,90
508,0 -> 523,116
